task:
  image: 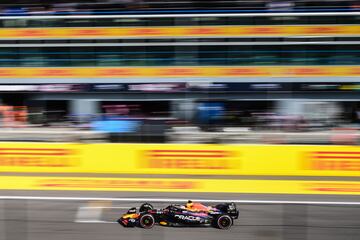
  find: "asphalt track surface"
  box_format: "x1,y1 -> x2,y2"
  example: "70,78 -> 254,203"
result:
0,191 -> 359,240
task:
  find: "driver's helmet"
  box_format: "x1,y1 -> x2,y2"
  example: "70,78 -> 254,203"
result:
185,200 -> 209,212
185,200 -> 193,209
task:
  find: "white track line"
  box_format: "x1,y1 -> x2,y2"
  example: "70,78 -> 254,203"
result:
76,220 -> 116,223
81,206 -> 130,209
76,206 -> 103,223
0,196 -> 359,205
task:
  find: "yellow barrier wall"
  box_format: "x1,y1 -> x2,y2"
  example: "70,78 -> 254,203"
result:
0,25 -> 359,39
0,66 -> 360,78
0,176 -> 359,195
0,142 -> 359,176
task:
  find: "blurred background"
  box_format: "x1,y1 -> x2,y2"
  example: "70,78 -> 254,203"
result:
0,1 -> 359,240
1,1 -> 360,144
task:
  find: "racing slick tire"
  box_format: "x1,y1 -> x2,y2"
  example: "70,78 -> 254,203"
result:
214,215 -> 233,230
139,203 -> 154,212
139,214 -> 155,229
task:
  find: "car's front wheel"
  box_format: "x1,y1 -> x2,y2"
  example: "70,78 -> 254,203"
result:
214,215 -> 233,230
139,214 -> 155,229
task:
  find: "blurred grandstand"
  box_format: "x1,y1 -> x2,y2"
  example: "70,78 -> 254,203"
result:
0,1 -> 358,143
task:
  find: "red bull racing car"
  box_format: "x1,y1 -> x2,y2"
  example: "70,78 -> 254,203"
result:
117,200 -> 239,230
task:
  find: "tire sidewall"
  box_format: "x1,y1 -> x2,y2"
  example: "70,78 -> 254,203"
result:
216,215 -> 233,230
139,214 -> 155,229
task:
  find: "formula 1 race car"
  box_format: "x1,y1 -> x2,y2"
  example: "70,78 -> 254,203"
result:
117,201 -> 239,230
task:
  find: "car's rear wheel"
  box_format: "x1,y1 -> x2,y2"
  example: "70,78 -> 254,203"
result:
139,214 -> 155,229
215,215 -> 233,230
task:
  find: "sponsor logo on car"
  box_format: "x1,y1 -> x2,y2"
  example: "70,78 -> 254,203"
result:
175,214 -> 201,221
